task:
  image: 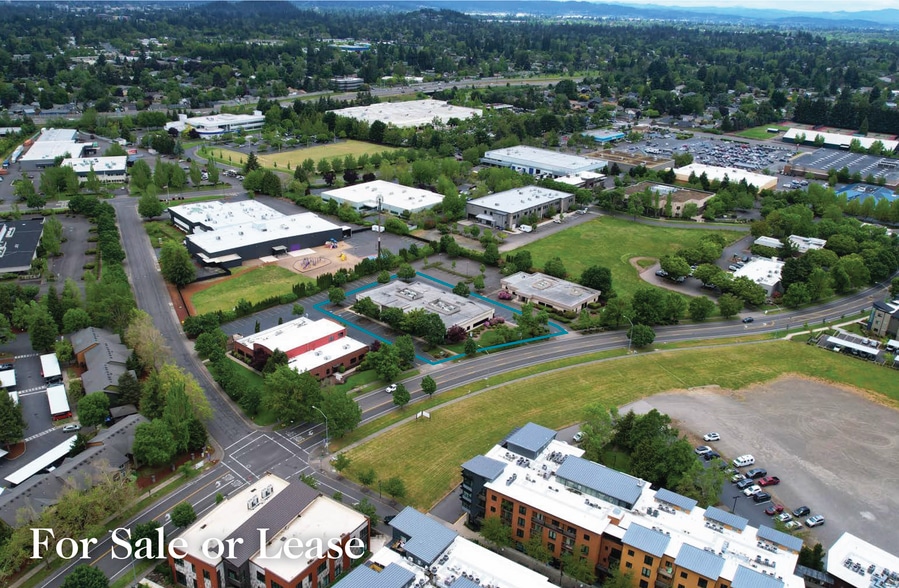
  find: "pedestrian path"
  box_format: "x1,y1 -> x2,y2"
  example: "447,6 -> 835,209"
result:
17,385 -> 47,396
24,427 -> 57,442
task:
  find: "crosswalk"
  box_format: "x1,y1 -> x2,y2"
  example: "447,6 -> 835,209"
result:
13,353 -> 38,360
17,385 -> 48,397
24,427 -> 58,442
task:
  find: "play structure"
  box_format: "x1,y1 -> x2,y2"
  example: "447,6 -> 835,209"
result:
324,238 -> 339,249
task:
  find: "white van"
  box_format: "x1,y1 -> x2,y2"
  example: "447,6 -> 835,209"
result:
519,224 -> 533,233
732,455 -> 755,468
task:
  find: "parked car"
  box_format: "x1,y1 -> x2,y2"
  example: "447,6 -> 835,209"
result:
753,492 -> 772,503
776,512 -> 793,522
731,473 -> 746,483
694,445 -> 712,455
758,476 -> 780,487
703,451 -> 720,461
62,424 -> 81,433
743,484 -> 762,497
792,506 -> 811,517
784,521 -> 803,531
805,515 -> 825,528
746,468 -> 767,479
573,431 -> 584,443
703,432 -> 720,442
385,384 -> 397,394
764,504 -> 784,515
656,269 -> 669,277
732,455 -> 755,467
736,478 -> 756,490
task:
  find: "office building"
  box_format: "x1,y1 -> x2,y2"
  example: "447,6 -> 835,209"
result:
466,185 -> 575,230
480,146 -> 607,179
322,180 -> 443,215
674,164 -> 778,191
164,112 -> 266,138
501,272 -> 601,313
357,280 -> 494,333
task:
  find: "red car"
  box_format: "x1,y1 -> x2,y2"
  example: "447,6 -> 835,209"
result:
758,476 -> 780,487
764,504 -> 785,516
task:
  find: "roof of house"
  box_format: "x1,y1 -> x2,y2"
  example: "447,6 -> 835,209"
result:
70,327 -> 118,355
676,543 -> 726,580
704,506 -> 748,531
555,455 -> 645,507
389,506 -> 457,565
655,488 -> 697,512
756,525 -> 803,552
461,455 -> 507,482
504,422 -> 556,455
623,523 -> 671,557
732,564 -> 786,588
334,562 -> 417,588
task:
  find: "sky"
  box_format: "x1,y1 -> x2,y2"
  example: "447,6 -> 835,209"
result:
604,0 -> 897,11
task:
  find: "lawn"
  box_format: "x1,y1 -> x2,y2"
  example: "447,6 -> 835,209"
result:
343,340 -> 899,509
144,220 -> 187,249
201,140 -> 398,170
512,216 -> 740,301
735,125 -> 789,140
190,265 -> 313,315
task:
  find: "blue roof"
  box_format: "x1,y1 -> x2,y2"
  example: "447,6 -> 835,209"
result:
757,525 -> 804,552
461,455 -> 506,481
655,488 -> 697,512
675,544 -> 725,580
334,562 -> 415,588
704,506 -> 748,531
555,456 -> 645,507
390,507 -> 457,565
451,578 -> 481,588
505,422 -> 556,454
622,524 -> 671,557
835,183 -> 898,204
732,565 -> 785,588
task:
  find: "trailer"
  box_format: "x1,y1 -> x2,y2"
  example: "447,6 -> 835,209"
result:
39,353 -> 62,384
47,384 -> 71,421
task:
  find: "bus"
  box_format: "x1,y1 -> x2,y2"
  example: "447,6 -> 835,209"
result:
39,353 -> 62,384
47,384 -> 71,421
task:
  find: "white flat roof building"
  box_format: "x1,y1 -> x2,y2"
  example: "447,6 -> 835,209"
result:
168,200 -> 284,234
501,271 -> 601,313
321,180 -> 443,215
62,156 -> 127,181
733,257 -> 785,295
554,170 -> 605,187
331,100 -> 481,128
674,163 -> 779,191
465,185 -> 576,230
185,212 -> 343,259
788,234 -> 826,253
358,280 -> 494,332
164,111 -> 265,138
235,316 -> 345,358
37,128 -> 78,142
481,145 -> 607,178
287,337 -> 368,375
20,141 -> 84,165
826,532 -> 899,588
783,128 -> 899,152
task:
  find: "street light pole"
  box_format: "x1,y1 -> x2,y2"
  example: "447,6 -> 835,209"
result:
624,315 -> 634,354
732,495 -> 739,515
311,405 -> 329,466
376,195 -> 382,262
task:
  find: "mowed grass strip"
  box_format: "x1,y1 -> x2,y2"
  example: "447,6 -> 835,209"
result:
344,341 -> 899,509
190,265 -> 312,315
513,216 -> 741,301
207,140 -> 398,170
734,125 -> 788,140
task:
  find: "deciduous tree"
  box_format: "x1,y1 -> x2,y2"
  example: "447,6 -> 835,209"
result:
421,375 -> 437,396
78,392 -> 110,426
171,502 -> 197,527
0,392 -> 26,448
132,419 -> 176,467
159,241 -> 196,288
392,383 -> 410,408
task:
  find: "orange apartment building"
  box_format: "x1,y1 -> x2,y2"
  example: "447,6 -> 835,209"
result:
462,423 -> 806,588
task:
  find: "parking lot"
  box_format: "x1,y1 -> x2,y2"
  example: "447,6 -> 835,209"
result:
619,133 -> 795,173
636,376 -> 899,552
792,148 -> 899,183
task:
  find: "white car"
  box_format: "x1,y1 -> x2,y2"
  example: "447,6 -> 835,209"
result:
743,485 -> 762,497
703,432 -> 720,442
573,431 -> 584,443
694,445 -> 712,455
776,512 -> 793,522
385,384 -> 397,394
62,424 -> 81,433
784,521 -> 803,531
731,473 -> 746,483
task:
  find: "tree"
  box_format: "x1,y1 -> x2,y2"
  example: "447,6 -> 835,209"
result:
163,382 -> 194,454
660,255 -> 692,278
689,297 -> 715,321
61,565 -> 108,588
265,365 -> 321,424
78,392 -> 110,426
0,314 -> 13,345
130,521 -> 162,554
543,256 -> 568,279
472,275 -> 485,292
124,310 -> 172,374
327,287 -> 346,306
464,337 -> 478,356
362,344 -> 402,382
718,293 -> 743,318
420,313 -> 447,348
0,392 -> 26,448
394,335 -> 415,368
30,309 -> 59,353
483,242 -> 500,266
580,403 -> 617,462
452,282 -> 470,297
62,308 -> 92,334
628,324 -> 656,348
159,241 -> 196,288
171,502 -> 197,528
244,152 -> 260,173
783,282 -> 811,308
392,383 -> 411,408
320,389 -> 362,437
132,419 -> 176,467
798,543 -> 826,571
382,476 -> 407,501
561,551 -> 596,584
207,160 -> 219,185
332,453 -> 351,476
479,516 -> 512,546
523,535 -> 552,564
421,375 -> 437,396
353,497 -> 380,527
397,263 -> 416,281
580,265 -> 612,294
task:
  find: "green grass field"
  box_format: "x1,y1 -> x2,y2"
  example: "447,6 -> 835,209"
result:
202,140 -> 398,170
144,221 -> 186,249
343,340 -> 899,509
190,265 -> 313,315
735,125 -> 789,140
513,217 -> 740,301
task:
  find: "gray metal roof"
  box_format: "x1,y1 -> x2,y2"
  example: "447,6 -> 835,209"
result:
451,577 -> 481,588
675,544 -> 725,580
334,562 -> 415,588
390,507 -> 457,565
70,327 -> 118,355
461,455 -> 507,481
622,524 -> 671,557
555,456 -> 644,507
655,488 -> 697,512
732,564 -> 785,588
795,565 -> 832,585
505,422 -> 556,455
757,525 -> 804,552
704,506 -> 748,531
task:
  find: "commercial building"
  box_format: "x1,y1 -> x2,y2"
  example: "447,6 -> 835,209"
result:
331,76 -> 365,91
783,128 -> 899,153
583,129 -> 627,143
164,111 -> 265,138
357,280 -> 494,333
321,180 -> 443,215
466,185 -> 575,230
732,257 -> 785,296
332,100 -> 481,128
753,235 -> 827,254
554,170 -> 605,189
18,128 -> 86,167
0,218 -> 45,274
169,474 -> 369,588
61,156 -> 128,182
336,507 -> 555,588
287,336 -> 369,380
625,182 -> 715,218
461,423 -> 806,588
167,200 -> 283,234
835,183 -> 899,205
674,163 -> 778,191
481,145 -> 607,179
501,272 -> 601,313
826,533 -> 899,588
869,300 -> 899,338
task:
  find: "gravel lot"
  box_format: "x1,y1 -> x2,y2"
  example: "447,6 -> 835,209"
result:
636,376 -> 899,552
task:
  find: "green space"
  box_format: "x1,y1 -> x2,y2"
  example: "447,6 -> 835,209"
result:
344,340 -> 899,509
144,221 -> 186,249
200,140 -> 399,170
190,265 -> 313,315
735,125 -> 789,140
513,216 -> 740,301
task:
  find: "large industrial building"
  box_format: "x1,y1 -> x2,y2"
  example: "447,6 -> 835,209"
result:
18,128 -> 87,168
332,99 -> 481,128
0,218 -> 45,274
61,156 -> 128,182
461,422 -> 808,588
357,280 -> 494,333
501,272 -> 601,313
466,185 -> 575,230
674,163 -> 779,191
163,111 -> 265,138
480,145 -> 608,179
321,180 -> 443,215
783,128 -> 899,153
167,201 -> 344,268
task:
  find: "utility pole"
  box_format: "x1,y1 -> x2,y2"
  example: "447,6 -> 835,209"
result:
377,195 -> 382,262
311,405 -> 329,470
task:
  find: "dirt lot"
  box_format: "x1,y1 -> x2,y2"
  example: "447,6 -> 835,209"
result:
639,376 -> 899,552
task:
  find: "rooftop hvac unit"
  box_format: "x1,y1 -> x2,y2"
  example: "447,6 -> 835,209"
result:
247,495 -> 260,510
261,484 -> 274,499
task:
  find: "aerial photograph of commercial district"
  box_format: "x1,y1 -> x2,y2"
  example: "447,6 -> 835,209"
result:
3,0 -> 899,586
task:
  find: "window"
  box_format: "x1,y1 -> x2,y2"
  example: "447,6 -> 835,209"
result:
202,570 -> 210,581
628,549 -> 635,557
678,584 -> 685,588
644,555 -> 654,565
318,561 -> 328,574
626,563 -> 633,569
698,579 -> 708,588
518,517 -> 526,527
584,534 -> 591,541
680,572 -> 688,579
272,582 -> 284,588
642,567 -> 652,578
581,545 -> 589,556
519,506 -> 527,515
552,519 -> 559,527
640,581 -> 649,588
548,543 -> 555,552
548,530 -> 557,540
490,506 -> 496,513
516,529 -> 524,538
491,495 -> 497,501
256,571 -> 265,582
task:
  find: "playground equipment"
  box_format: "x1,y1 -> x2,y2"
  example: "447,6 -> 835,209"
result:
301,256 -> 326,269
339,253 -> 347,261
324,238 -> 339,249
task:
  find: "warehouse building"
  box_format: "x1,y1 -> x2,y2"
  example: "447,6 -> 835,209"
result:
61,156 -> 128,182
480,145 -> 607,179
501,271 -> 601,313
582,129 -> 626,143
332,99 -> 481,128
827,533 -> 899,588
163,111 -> 265,139
321,180 -> 443,215
466,185 -> 574,230
358,280 -> 494,332
783,128 -> 898,153
0,218 -> 45,274
674,163 -> 779,191
18,128 -> 85,168
167,200 -> 283,234
733,257 -> 785,296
